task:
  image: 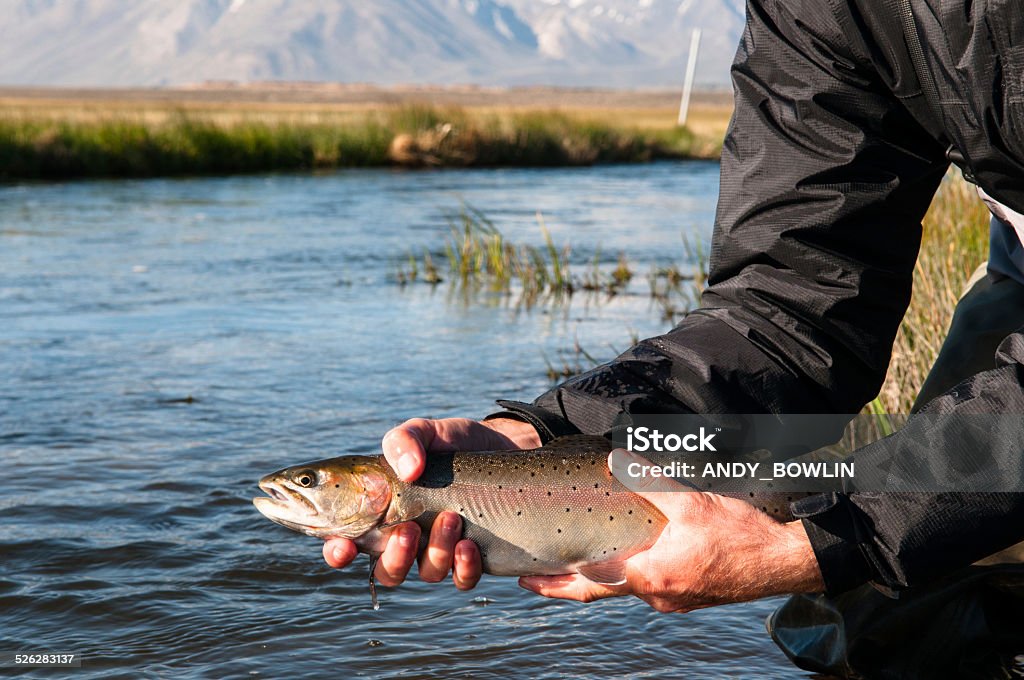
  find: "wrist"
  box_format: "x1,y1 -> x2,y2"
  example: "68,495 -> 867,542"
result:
776,521 -> 826,594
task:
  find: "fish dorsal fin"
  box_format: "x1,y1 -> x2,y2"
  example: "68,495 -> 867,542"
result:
543,435 -> 613,453
577,559 -> 628,586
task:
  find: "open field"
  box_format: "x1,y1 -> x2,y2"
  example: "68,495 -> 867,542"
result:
0,85 -> 732,180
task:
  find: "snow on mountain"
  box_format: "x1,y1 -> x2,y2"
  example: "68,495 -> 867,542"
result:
0,0 -> 745,88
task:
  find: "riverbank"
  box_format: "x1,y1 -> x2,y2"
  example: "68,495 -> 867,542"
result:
0,86 -> 730,180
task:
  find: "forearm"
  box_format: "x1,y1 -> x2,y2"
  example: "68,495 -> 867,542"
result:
711,517 -> 825,603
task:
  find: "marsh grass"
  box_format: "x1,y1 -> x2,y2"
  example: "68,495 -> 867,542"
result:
445,208 -> 573,303
0,103 -> 709,180
403,207 -> 713,313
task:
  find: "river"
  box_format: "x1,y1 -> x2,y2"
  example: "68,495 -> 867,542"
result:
0,161 -> 809,678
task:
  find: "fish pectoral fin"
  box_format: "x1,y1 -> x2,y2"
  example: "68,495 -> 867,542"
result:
383,499 -> 425,526
577,560 -> 628,586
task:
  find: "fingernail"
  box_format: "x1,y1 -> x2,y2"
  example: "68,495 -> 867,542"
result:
399,526 -> 416,549
397,453 -> 417,479
332,546 -> 346,562
442,514 -> 461,536
456,543 -> 470,562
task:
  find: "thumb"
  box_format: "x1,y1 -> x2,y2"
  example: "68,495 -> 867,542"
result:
608,449 -> 702,517
382,418 -> 437,482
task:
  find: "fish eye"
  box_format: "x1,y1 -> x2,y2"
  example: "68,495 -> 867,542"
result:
295,470 -> 317,488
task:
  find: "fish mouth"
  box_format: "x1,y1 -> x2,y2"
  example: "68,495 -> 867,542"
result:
258,480 -> 317,511
253,480 -> 324,532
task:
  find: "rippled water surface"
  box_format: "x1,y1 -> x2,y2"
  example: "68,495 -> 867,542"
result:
1,163 -> 805,678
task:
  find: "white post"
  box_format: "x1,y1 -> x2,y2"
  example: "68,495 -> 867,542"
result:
677,28 -> 702,127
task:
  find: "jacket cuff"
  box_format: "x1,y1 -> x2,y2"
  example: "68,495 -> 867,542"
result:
485,400 -> 581,444
792,493 -> 874,595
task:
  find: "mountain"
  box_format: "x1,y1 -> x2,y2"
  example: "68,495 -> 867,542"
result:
0,0 -> 745,88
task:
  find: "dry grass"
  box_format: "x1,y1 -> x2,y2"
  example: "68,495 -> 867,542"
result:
873,172 -> 989,414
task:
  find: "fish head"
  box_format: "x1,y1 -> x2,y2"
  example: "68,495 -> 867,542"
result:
253,456 -> 392,539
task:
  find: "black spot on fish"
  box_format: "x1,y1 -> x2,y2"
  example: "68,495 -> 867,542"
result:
647,519 -> 653,524
517,511 -> 522,516
547,491 -> 552,496
519,488 -> 524,493
557,529 -> 562,533
609,515 -> 614,521
593,483 -> 599,488
749,492 -> 755,497
479,513 -> 484,518
531,472 -> 536,477
498,485 -> 502,489
588,507 -> 592,512
572,486 -> 577,491
628,510 -> 632,515
335,484 -> 340,488
565,508 -> 570,512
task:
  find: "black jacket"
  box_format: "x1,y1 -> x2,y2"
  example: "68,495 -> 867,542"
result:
497,0 -> 1024,595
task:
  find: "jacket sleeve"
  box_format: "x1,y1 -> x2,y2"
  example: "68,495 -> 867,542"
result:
506,0 -> 948,437
795,333 -> 1024,593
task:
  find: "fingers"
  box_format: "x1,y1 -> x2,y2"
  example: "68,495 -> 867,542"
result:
452,540 -> 482,590
373,522 -> 421,587
382,418 -> 437,482
518,574 -> 619,603
322,538 -> 359,568
418,511 -> 463,583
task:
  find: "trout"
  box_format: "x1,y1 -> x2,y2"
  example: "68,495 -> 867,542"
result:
253,435 -> 806,608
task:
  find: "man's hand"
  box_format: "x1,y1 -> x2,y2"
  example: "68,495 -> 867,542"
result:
519,449 -> 825,612
323,416 -> 541,589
